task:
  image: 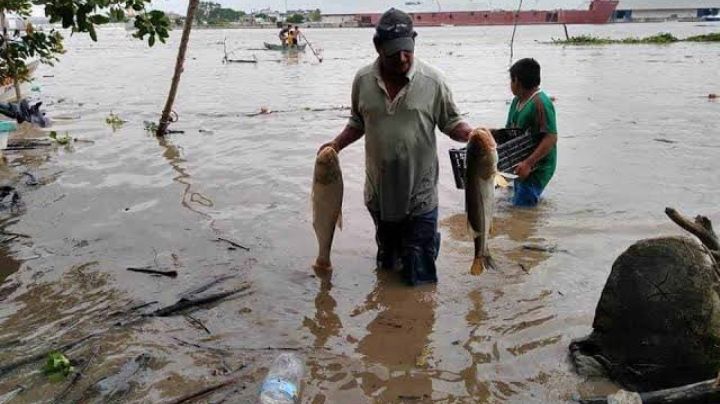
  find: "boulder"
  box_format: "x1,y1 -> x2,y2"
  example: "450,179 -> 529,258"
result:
571,208 -> 720,393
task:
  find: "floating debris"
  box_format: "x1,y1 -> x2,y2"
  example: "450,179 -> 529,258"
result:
143,121 -> 159,133
43,352 -> 74,382
106,112 -> 126,130
48,131 -> 72,145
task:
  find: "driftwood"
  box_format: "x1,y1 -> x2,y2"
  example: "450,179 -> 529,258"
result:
126,267 -> 178,278
180,275 -> 236,299
214,237 -> 249,251
665,207 -> 719,252
578,378 -> 720,403
109,301 -> 159,318
184,314 -> 211,334
148,285 -> 250,317
170,377 -> 242,404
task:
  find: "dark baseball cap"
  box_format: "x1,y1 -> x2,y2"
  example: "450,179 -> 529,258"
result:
375,8 -> 417,55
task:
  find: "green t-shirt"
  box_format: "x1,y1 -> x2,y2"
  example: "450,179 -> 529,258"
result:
505,91 -> 558,189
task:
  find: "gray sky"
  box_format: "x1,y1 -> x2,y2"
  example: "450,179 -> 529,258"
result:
151,0 -> 586,14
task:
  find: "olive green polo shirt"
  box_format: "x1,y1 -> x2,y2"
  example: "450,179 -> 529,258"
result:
348,58 -> 463,222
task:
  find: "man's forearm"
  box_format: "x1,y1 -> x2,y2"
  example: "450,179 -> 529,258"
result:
333,125 -> 364,151
525,133 -> 557,167
448,122 -> 473,142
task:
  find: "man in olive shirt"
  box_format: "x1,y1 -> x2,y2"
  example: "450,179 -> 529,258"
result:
318,8 -> 473,285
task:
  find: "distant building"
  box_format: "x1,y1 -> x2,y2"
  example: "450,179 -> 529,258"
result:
320,13 -> 360,27
615,0 -> 719,21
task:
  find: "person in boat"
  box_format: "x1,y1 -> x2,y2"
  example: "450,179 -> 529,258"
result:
278,24 -> 291,45
292,26 -> 301,46
505,58 -> 558,207
286,28 -> 297,47
317,8 -> 474,286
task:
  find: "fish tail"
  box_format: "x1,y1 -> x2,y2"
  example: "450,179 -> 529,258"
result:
470,257 -> 485,276
470,255 -> 496,276
313,256 -> 332,271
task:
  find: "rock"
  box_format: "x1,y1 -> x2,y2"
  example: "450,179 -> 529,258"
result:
570,236 -> 720,391
607,389 -> 642,404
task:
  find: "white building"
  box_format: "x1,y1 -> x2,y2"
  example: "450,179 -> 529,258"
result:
615,0 -> 720,22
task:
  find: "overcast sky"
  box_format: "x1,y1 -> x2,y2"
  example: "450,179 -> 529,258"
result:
150,0 -> 588,14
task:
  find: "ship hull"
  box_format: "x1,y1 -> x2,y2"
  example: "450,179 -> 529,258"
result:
357,0 -> 618,27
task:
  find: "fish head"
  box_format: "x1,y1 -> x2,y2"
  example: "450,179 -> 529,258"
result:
317,146 -> 339,165
314,147 -> 342,185
467,129 -> 498,180
469,128 -> 497,150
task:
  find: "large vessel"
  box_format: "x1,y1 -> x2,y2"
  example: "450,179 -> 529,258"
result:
356,0 -> 618,27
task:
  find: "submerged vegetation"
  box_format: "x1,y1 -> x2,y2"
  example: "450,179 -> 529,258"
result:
106,112 -> 126,131
553,32 -> 720,45
43,352 -> 74,382
685,32 -> 720,42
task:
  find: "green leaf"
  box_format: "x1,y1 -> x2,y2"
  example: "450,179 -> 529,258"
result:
43,351 -> 74,381
89,15 -> 111,25
148,35 -> 155,47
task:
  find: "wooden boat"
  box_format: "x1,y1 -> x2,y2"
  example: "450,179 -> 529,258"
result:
263,42 -> 307,52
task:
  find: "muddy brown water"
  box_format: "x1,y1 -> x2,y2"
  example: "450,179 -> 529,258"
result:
0,22 -> 719,403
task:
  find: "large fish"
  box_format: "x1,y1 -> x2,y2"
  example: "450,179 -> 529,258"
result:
465,128 -> 498,275
312,147 -> 343,270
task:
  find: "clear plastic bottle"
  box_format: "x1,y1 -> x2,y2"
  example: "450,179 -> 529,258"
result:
258,352 -> 304,404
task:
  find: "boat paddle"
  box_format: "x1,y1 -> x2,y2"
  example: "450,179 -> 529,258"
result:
300,33 -> 323,63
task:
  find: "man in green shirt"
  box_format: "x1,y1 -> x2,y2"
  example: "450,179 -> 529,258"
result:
318,8 -> 473,285
505,58 -> 558,207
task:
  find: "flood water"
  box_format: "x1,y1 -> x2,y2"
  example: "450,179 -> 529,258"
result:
0,22 -> 719,403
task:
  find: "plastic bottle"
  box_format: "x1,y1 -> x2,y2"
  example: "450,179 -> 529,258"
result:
258,353 -> 304,404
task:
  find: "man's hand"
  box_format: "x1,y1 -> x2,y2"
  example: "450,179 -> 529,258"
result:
317,141 -> 338,155
515,160 -> 532,179
448,122 -> 473,142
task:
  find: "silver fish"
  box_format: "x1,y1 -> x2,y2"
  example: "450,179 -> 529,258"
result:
465,128 -> 498,275
312,147 -> 343,270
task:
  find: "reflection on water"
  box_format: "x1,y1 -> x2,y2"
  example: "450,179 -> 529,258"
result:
303,268 -> 342,348
355,271 -> 436,401
157,136 -> 216,220
460,288 -> 492,401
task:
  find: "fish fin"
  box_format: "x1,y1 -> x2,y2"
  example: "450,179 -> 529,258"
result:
485,254 -> 497,271
470,255 -> 496,276
313,257 -> 333,271
336,211 -> 343,230
494,174 -> 510,188
470,258 -> 485,276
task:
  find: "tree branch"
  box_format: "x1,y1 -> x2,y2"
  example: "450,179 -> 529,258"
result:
665,207 -> 719,251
